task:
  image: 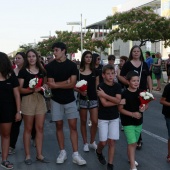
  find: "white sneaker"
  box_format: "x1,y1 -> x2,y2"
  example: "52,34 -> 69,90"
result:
88,120 -> 92,126
135,161 -> 138,166
128,160 -> 138,166
89,141 -> 97,150
83,143 -> 89,152
72,153 -> 86,165
56,150 -> 67,164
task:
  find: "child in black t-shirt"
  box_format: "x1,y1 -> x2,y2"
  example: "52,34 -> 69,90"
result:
118,71 -> 148,170
96,64 -> 121,170
160,84 -> 170,162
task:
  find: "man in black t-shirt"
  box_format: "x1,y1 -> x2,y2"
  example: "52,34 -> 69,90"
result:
46,42 -> 86,166
160,83 -> 170,162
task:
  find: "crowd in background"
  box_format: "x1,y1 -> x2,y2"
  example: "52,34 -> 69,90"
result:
0,43 -> 170,170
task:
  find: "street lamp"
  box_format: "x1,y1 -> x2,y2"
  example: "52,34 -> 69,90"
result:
67,14 -> 83,55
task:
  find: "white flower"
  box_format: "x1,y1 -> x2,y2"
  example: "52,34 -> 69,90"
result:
144,96 -> 150,100
140,92 -> 146,97
29,78 -> 38,88
76,79 -> 87,88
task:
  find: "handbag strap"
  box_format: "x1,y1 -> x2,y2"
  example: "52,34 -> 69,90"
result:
139,62 -> 143,86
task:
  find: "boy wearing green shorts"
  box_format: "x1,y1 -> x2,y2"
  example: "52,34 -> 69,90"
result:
118,71 -> 148,170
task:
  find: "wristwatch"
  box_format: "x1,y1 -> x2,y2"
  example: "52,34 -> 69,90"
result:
17,111 -> 22,114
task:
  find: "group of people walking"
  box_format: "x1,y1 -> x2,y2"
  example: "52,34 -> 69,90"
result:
0,42 -> 169,170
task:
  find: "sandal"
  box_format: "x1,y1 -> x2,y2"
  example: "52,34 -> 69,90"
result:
136,141 -> 143,150
167,155 -> 170,162
1,160 -> 13,169
36,156 -> 50,163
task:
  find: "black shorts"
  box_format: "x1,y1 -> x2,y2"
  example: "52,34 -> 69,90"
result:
0,102 -> 16,123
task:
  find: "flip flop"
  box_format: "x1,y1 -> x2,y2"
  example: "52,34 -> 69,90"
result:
36,157 -> 50,163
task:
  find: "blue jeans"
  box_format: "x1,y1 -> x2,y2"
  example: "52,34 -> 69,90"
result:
165,117 -> 170,139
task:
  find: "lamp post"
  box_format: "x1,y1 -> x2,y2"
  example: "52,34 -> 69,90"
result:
67,14 -> 83,55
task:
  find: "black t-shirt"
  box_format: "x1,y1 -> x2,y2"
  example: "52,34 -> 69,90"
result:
98,82 -> 121,120
95,64 -> 103,83
162,84 -> 170,118
78,70 -> 99,100
18,68 -> 46,96
120,61 -> 149,90
120,89 -> 143,126
46,59 -> 78,104
0,73 -> 19,102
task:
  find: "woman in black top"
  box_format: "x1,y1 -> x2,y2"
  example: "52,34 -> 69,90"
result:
0,52 -> 21,169
18,49 -> 49,164
75,51 -> 99,152
92,53 -> 103,83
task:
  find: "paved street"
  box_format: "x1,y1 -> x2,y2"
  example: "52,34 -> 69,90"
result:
0,73 -> 170,170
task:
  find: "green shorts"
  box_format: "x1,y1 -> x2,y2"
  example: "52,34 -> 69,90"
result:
123,125 -> 142,144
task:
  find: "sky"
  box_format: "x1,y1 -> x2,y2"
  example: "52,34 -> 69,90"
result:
0,0 -> 127,54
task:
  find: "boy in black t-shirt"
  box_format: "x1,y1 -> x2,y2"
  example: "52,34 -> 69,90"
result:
160,84 -> 170,162
46,42 -> 86,166
118,71 -> 148,170
96,64 -> 121,170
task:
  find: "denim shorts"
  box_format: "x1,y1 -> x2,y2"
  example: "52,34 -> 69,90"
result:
79,99 -> 98,109
165,117 -> 170,139
51,99 -> 79,121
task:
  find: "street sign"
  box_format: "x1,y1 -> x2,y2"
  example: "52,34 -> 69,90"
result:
66,22 -> 81,25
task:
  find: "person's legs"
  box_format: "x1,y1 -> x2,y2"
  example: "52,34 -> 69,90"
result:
79,108 -> 88,144
0,123 -> 12,161
107,118 -> 119,165
157,78 -> 161,89
31,118 -> 36,140
128,143 -> 137,169
23,115 -> 34,159
89,107 -> 98,144
107,139 -> 115,164
10,119 -> 22,149
68,118 -> 78,152
165,117 -> 170,161
35,114 -> 45,159
55,120 -> 64,150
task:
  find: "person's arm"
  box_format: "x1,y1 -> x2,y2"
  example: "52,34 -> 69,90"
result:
153,59 -> 161,66
13,87 -> 21,121
99,96 -> 117,107
18,78 -> 34,94
97,87 -> 121,104
147,76 -> 152,92
118,75 -> 128,85
118,104 -> 142,119
96,76 -> 99,90
47,75 -> 77,89
160,97 -> 170,106
149,59 -> 153,71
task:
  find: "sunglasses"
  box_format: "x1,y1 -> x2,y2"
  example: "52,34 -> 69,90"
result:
97,58 -> 101,61
108,58 -> 115,61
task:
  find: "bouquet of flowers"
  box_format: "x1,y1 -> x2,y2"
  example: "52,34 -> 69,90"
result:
139,91 -> 155,107
75,79 -> 89,102
29,77 -> 39,89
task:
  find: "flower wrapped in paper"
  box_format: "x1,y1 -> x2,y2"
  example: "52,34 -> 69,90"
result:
139,91 -> 155,107
28,77 -> 43,89
75,79 -> 89,102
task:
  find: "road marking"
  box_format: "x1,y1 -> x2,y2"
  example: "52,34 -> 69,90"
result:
142,129 -> 168,143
